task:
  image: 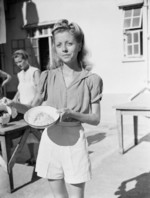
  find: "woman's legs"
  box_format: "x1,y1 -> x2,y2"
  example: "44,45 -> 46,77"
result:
26,143 -> 36,165
68,182 -> 85,198
49,179 -> 85,198
48,179 -> 69,198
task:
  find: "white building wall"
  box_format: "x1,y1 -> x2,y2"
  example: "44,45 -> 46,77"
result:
5,0 -> 149,95
22,0 -> 148,94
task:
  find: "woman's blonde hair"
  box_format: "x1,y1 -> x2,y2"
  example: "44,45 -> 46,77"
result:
12,49 -> 29,60
51,19 -> 92,70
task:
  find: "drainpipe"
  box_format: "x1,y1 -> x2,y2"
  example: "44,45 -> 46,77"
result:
144,0 -> 150,87
130,0 -> 150,100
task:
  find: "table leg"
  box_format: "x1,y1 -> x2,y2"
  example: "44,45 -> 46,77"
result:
116,110 -> 124,154
31,129 -> 42,141
0,136 -> 14,192
0,136 -> 8,163
8,128 -> 30,171
7,128 -> 30,192
133,116 -> 138,145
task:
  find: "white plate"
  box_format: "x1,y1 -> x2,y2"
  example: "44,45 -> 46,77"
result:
24,106 -> 60,129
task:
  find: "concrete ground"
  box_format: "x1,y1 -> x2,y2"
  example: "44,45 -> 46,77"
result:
0,118 -> 150,198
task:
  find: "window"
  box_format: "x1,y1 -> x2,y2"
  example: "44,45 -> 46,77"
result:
123,8 -> 142,30
23,21 -> 55,70
30,27 -> 52,71
26,25 -> 52,71
123,6 -> 143,60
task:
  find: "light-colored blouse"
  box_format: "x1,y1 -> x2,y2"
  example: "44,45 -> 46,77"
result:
18,66 -> 39,105
39,67 -> 103,113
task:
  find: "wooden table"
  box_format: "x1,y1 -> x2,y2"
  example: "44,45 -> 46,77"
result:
114,101 -> 150,154
0,120 -> 41,192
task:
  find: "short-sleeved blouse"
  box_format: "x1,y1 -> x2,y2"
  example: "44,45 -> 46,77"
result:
39,67 -> 103,114
17,66 -> 39,105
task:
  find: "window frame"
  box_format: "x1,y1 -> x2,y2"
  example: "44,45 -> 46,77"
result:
25,25 -> 53,70
121,5 -> 145,62
123,29 -> 143,58
123,7 -> 143,30
30,29 -> 52,70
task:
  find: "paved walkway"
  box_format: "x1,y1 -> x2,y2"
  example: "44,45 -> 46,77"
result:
0,121 -> 150,198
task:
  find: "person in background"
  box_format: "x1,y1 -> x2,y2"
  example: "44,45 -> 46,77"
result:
12,49 -> 41,165
0,70 -> 11,99
8,19 -> 103,198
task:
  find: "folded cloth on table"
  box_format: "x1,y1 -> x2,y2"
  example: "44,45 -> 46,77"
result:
6,106 -> 18,118
0,97 -> 18,119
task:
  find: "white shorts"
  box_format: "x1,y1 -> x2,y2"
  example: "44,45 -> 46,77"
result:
35,122 -> 92,184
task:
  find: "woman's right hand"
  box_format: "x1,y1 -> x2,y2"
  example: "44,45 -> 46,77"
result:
57,108 -> 72,121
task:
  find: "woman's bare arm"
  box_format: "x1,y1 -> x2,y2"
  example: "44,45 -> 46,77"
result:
5,87 -> 43,115
33,70 -> 41,88
0,70 -> 12,87
58,101 -> 101,126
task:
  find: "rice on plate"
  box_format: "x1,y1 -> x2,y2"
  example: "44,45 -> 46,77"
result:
24,106 -> 60,129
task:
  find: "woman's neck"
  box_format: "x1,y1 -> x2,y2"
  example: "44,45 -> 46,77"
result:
23,64 -> 30,72
61,63 -> 82,88
62,62 -> 82,73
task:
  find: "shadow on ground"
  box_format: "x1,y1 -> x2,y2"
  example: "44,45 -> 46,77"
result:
12,167 -> 40,192
121,132 -> 150,154
86,132 -> 106,146
115,171 -> 150,198
114,132 -> 150,198
139,132 -> 150,143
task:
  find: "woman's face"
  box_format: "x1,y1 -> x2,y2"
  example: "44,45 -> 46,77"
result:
14,55 -> 29,71
54,31 -> 81,65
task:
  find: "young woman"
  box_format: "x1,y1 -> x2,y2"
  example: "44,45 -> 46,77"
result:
8,19 -> 103,198
12,49 -> 41,165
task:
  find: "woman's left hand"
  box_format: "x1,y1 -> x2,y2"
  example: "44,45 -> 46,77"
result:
57,108 -> 72,121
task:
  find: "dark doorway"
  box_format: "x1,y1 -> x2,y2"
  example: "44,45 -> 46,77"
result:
0,56 -> 2,70
39,37 -> 49,71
